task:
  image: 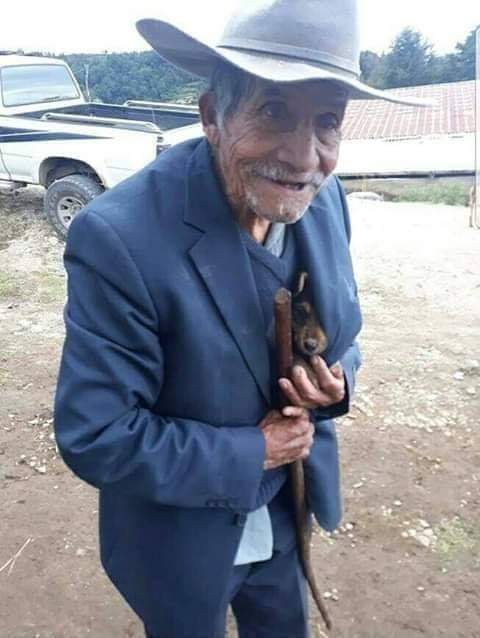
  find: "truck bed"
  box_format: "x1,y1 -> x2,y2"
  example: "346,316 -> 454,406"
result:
19,101 -> 200,132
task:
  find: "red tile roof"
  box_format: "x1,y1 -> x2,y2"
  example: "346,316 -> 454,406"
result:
342,80 -> 475,141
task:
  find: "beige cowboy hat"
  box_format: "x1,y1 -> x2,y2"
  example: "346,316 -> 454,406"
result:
137,0 -> 431,107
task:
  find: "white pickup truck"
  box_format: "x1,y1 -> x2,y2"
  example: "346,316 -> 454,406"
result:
0,54 -> 202,237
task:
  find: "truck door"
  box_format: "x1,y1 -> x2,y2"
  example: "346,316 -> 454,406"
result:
0,63 -> 82,182
0,126 -> 12,181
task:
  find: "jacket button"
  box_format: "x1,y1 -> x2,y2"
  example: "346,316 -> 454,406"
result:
234,513 -> 247,527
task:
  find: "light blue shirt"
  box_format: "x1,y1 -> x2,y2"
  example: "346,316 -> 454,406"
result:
234,223 -> 286,567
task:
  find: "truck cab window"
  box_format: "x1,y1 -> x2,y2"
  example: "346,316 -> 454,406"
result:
1,65 -> 79,107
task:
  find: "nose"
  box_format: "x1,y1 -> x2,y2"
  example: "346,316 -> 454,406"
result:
276,124 -> 320,176
304,338 -> 318,353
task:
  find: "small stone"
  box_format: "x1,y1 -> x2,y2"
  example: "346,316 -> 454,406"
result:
35,465 -> 47,474
353,482 -> 364,489
417,586 -> 425,592
453,371 -> 464,381
463,360 -> 479,373
323,591 -> 332,599
419,520 -> 430,529
466,387 -> 476,396
76,548 -> 86,557
415,534 -> 432,548
394,500 -> 402,507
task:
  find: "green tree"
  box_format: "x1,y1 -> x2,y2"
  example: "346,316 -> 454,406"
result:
382,28 -> 434,88
451,26 -> 478,81
360,50 -> 381,84
62,52 -> 205,105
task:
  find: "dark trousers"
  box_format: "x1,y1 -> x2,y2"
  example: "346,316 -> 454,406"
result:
145,544 -> 310,638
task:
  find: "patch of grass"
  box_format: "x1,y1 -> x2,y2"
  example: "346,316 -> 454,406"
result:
35,272 -> 65,304
0,270 -> 64,304
393,183 -> 469,206
0,271 -> 23,298
433,517 -> 479,560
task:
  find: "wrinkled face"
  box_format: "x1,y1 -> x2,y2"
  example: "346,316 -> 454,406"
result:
201,78 -> 347,227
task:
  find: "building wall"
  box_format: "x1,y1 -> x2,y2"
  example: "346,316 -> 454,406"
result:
336,133 -> 475,177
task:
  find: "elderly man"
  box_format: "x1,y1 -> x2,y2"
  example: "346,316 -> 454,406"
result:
54,1 -> 426,636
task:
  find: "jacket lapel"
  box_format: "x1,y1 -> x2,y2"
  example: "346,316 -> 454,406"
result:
293,179 -> 362,367
184,141 -> 271,405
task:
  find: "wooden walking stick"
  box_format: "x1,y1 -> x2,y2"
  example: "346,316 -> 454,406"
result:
274,287 -> 332,631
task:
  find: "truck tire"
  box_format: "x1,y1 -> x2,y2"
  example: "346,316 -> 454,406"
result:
44,174 -> 104,239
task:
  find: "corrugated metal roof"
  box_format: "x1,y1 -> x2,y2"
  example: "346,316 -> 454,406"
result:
342,81 -> 475,141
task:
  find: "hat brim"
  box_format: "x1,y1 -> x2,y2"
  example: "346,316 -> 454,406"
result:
137,19 -> 433,107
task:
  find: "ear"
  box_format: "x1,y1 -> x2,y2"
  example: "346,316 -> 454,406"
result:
199,91 -> 221,147
295,271 -> 308,296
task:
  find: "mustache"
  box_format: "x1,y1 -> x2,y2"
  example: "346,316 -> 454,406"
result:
247,160 -> 323,189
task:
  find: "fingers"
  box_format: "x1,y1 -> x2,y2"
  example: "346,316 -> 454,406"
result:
266,442 -> 313,469
279,376 -> 306,407
282,421 -> 314,450
310,357 -> 344,399
279,373 -> 334,409
282,406 -> 308,418
278,357 -> 345,408
330,361 -> 344,379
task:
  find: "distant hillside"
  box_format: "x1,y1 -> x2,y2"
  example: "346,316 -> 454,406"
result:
62,51 -> 206,105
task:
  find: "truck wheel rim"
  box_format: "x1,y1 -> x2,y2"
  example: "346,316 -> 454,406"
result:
57,196 -> 85,228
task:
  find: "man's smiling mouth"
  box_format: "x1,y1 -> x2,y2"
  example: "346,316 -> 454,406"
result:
258,174 -> 308,191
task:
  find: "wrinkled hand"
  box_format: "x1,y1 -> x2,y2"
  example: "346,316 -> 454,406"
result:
278,356 -> 345,410
259,407 -> 314,470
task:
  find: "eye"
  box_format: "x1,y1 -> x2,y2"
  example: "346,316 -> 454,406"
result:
315,112 -> 340,131
259,101 -> 290,121
293,303 -> 310,323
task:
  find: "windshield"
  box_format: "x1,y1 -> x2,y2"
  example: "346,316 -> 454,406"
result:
1,64 -> 80,107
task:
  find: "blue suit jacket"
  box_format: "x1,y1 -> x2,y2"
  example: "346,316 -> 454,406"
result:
54,137 -> 362,632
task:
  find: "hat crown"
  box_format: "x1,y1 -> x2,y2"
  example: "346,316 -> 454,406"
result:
219,0 -> 361,77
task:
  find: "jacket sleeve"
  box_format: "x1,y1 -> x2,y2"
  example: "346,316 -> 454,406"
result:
54,209 -> 265,512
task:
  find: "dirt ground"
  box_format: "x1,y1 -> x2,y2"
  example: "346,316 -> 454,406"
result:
0,184 -> 478,638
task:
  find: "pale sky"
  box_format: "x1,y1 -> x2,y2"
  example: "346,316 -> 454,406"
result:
2,1 -> 479,56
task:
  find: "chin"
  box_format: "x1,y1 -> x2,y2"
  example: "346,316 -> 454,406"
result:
245,177 -> 322,224
246,192 -> 312,225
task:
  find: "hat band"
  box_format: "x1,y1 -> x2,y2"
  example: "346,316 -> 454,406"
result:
217,37 -> 360,78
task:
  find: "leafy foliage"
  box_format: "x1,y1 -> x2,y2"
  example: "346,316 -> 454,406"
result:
61,51 -> 206,105
360,25 -> 478,89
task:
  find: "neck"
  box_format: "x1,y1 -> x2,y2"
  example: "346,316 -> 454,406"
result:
238,213 -> 271,244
